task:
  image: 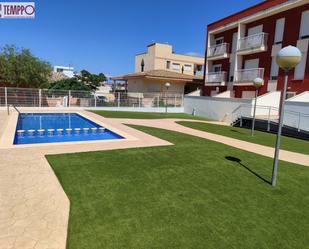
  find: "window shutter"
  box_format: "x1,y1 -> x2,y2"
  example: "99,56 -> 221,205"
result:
300,10 -> 309,39
294,52 -> 307,80
270,57 -> 279,80
274,18 -> 285,44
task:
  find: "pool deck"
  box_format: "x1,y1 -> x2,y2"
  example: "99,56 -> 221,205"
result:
0,109 -> 172,249
0,109 -> 309,249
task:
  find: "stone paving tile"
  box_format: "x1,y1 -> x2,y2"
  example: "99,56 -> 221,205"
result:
118,118 -> 309,166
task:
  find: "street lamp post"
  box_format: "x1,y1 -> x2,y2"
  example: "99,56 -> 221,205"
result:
165,82 -> 171,113
251,77 -> 264,136
271,46 -> 302,187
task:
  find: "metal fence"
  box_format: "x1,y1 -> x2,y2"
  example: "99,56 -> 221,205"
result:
231,104 -> 309,133
0,87 -> 184,108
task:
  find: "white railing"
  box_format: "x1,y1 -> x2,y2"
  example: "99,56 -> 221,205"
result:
235,68 -> 264,82
231,104 -> 309,133
207,43 -> 229,58
0,87 -> 184,108
237,32 -> 268,51
205,72 -> 227,83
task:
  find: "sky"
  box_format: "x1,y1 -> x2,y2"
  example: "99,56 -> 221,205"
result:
0,0 -> 261,76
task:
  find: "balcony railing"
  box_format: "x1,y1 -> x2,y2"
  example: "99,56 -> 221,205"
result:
237,33 -> 268,52
205,72 -> 227,84
235,68 -> 264,82
207,43 -> 229,58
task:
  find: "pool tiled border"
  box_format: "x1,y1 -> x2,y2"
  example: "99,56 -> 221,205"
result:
0,110 -> 137,149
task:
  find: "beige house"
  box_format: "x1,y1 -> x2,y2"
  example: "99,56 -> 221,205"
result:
112,70 -> 202,94
112,43 -> 204,94
135,43 -> 204,76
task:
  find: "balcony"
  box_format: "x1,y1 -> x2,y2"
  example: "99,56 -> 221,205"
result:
207,43 -> 229,60
234,68 -> 264,85
237,33 -> 268,55
205,72 -> 227,85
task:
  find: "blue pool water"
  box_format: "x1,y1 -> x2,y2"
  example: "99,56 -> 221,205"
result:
14,113 -> 123,145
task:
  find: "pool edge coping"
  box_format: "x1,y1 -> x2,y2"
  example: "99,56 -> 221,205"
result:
0,110 -> 139,149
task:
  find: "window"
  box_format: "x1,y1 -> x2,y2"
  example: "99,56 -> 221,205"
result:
184,64 -> 192,71
300,10 -> 309,39
212,64 -> 222,72
229,55 -> 235,81
274,18 -> 285,44
215,37 -> 224,45
141,59 -> 145,72
194,65 -> 203,76
171,63 -> 180,70
231,32 -> 238,53
244,58 -> 259,69
247,25 -> 263,36
294,51 -> 307,80
166,61 -> 171,69
270,56 -> 279,80
195,65 -> 203,72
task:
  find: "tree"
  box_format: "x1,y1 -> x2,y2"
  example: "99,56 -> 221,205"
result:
47,70 -> 107,92
0,45 -> 52,88
75,70 -> 106,91
48,77 -> 92,91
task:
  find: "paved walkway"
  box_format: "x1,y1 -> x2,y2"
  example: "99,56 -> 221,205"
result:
119,118 -> 309,166
1,110 -> 309,249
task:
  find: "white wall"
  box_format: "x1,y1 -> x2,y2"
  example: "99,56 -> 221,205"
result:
127,78 -> 185,94
215,90 -> 234,98
284,92 -> 309,132
96,85 -> 112,94
53,66 -> 74,78
184,91 -> 281,122
287,91 -> 309,102
256,91 -> 280,106
284,101 -> 309,132
184,92 -> 309,132
186,89 -> 201,96
242,91 -> 281,117
184,96 -> 251,122
285,101 -> 309,115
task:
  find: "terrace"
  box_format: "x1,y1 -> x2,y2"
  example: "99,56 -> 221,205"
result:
205,71 -> 227,85
237,32 -> 268,55
207,43 -> 230,60
234,68 -> 265,85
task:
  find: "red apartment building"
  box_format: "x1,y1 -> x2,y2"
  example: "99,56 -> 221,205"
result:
203,0 -> 309,99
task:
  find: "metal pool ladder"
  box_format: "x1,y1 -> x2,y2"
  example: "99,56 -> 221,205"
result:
7,104 -> 20,115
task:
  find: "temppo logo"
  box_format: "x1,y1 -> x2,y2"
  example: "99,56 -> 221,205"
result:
0,2 -> 35,19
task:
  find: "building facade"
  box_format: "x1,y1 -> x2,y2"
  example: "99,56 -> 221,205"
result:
112,43 -> 204,94
53,66 -> 75,78
203,0 -> 309,99
135,43 -> 204,76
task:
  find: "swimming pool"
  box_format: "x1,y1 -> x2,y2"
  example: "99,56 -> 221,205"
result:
14,113 -> 123,145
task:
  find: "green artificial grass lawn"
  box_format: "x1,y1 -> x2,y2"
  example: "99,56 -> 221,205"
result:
177,121 -> 309,155
47,126 -> 309,249
91,110 -> 207,120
